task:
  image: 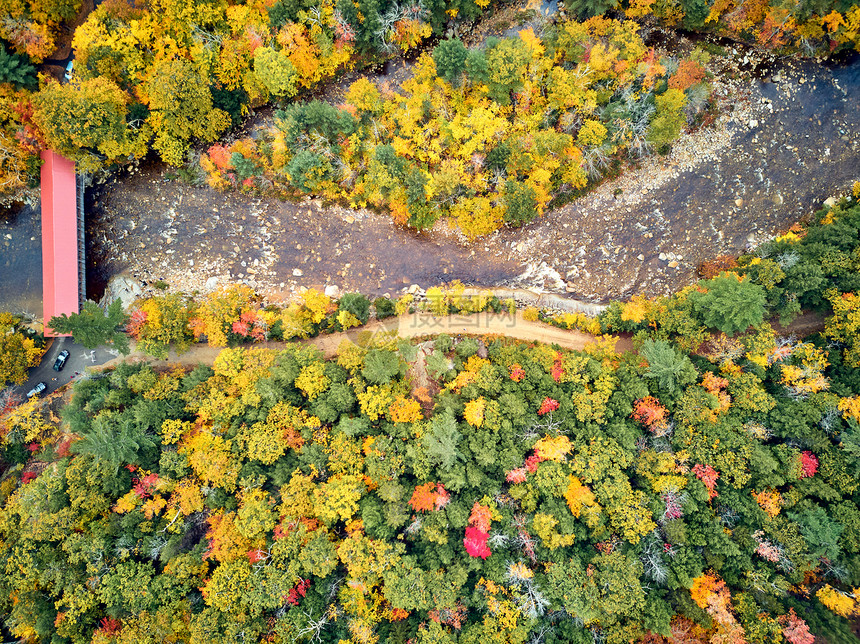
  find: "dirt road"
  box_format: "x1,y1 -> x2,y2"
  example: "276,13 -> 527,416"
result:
98,311 -> 620,372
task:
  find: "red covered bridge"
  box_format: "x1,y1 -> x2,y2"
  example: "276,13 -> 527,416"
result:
40,150 -> 85,336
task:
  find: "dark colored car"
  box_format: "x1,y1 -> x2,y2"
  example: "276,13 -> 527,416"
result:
53,350 -> 70,371
26,382 -> 46,398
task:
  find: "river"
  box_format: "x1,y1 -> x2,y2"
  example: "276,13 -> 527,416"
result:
0,204 -> 42,317
1,50 -> 858,315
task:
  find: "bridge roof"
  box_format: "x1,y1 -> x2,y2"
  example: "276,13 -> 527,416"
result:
40,150 -> 78,336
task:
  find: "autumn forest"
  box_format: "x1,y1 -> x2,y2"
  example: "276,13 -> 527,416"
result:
2,0 -> 860,638
0,199 -> 858,643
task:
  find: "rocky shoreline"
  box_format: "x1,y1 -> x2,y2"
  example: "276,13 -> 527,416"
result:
83,46 -> 859,308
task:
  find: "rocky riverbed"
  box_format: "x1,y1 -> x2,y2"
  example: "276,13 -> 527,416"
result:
486,52 -> 860,300
84,46 -> 859,306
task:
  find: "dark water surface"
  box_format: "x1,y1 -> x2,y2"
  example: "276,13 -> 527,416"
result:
0,204 -> 42,317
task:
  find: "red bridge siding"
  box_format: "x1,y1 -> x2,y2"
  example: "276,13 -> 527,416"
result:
40,150 -> 78,336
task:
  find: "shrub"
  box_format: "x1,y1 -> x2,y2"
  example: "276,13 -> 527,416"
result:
338,293 -> 371,325
698,255 -> 739,279
373,297 -> 396,319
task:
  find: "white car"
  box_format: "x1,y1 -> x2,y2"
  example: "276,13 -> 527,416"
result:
26,382 -> 46,398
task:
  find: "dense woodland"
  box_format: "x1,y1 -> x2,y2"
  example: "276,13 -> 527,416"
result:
2,0 -> 860,636
0,199 -> 859,642
1,0 -> 859,207
199,18 -> 713,236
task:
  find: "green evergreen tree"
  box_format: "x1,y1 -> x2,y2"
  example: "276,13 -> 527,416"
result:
433,39 -> 469,87
561,0 -> 621,19
362,349 -> 401,384
70,414 -> 158,473
425,411 -> 463,471
49,299 -> 130,354
689,274 -> 767,335
641,339 -> 697,394
0,45 -> 36,88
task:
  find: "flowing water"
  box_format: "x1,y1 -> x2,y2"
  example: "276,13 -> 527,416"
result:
1,50 -> 858,314
0,204 -> 42,317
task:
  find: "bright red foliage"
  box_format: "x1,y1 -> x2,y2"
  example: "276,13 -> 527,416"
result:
506,467 -> 527,483
799,451 -> 818,478
468,502 -> 492,533
509,364 -> 526,382
133,473 -> 159,498
429,602 -> 468,629
692,463 -> 720,500
632,396 -> 668,428
285,578 -> 311,605
525,453 -> 542,473
779,609 -> 814,644
55,437 -> 72,458
247,549 -> 266,564
464,526 -> 491,559
207,145 -> 233,170
551,352 -> 564,382
97,617 -> 122,636
0,389 -> 21,415
538,397 -> 559,415
125,309 -> 148,339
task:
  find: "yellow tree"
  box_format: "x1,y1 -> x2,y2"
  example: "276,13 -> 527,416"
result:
253,46 -> 299,98
143,57 -> 230,165
189,284 -> 257,348
32,77 -> 138,171
0,313 -> 42,385
825,290 -> 860,367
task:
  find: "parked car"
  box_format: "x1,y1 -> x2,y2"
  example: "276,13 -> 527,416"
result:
26,382 -> 46,398
64,60 -> 73,81
53,349 -> 70,371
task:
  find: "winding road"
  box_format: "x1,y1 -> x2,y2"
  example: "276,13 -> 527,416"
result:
95,311 -> 625,372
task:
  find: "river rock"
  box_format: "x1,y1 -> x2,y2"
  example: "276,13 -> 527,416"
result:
99,273 -> 143,312
823,196 -> 838,208
324,285 -> 340,298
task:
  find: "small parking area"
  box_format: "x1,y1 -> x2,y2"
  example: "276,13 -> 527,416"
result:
18,337 -> 121,399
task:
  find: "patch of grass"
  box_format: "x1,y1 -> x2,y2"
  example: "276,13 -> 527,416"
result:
700,42 -> 728,57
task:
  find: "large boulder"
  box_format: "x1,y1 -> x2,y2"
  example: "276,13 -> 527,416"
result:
99,273 -> 143,312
